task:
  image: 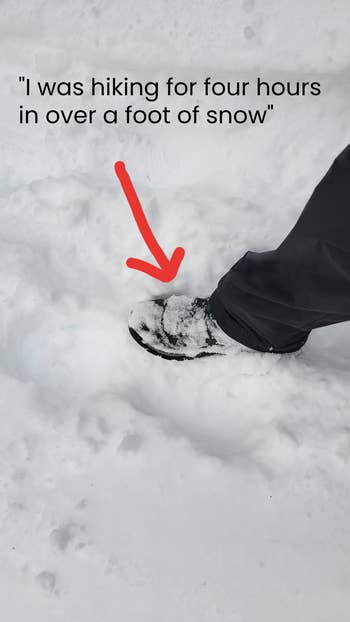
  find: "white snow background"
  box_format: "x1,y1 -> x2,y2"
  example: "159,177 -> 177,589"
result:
1,1 -> 350,620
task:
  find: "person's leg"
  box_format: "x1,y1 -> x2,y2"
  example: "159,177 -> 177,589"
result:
129,144 -> 350,359
210,143 -> 350,353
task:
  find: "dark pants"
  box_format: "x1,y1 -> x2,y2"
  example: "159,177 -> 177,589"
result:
210,144 -> 350,353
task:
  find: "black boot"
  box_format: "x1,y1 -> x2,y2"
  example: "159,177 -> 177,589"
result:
129,295 -> 242,360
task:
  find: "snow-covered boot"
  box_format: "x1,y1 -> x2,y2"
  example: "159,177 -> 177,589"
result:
128,295 -> 241,360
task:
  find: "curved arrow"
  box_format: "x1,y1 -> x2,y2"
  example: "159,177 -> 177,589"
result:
114,161 -> 185,283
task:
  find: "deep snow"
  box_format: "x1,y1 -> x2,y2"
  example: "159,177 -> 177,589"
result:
1,1 -> 350,620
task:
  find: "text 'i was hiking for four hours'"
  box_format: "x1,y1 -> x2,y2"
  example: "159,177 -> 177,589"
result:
17,76 -> 278,126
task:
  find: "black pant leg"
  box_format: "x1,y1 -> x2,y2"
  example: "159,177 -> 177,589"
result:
210,144 -> 350,353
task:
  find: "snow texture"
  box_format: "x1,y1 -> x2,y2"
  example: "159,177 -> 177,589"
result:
1,1 -> 350,620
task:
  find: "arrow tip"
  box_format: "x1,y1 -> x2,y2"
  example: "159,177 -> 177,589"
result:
125,247 -> 185,282
162,246 -> 185,282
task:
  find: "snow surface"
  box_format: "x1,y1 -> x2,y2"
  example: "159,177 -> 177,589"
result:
1,1 -> 350,620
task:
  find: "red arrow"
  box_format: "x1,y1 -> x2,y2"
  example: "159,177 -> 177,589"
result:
114,161 -> 185,283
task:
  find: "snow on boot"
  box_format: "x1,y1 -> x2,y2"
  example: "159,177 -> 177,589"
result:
128,295 -> 241,360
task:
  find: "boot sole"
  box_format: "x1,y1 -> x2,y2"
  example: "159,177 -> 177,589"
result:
129,327 -> 221,361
